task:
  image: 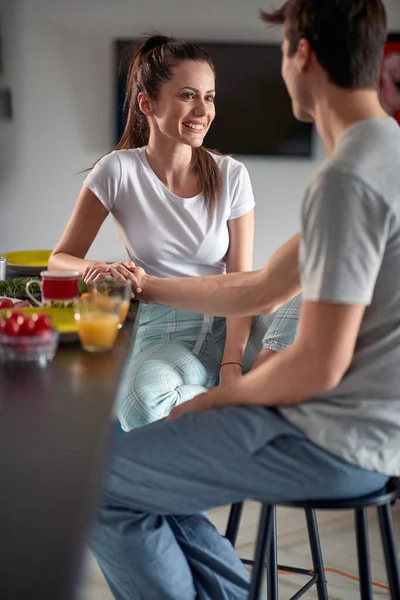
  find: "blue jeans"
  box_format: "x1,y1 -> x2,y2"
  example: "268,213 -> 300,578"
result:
91,407 -> 388,600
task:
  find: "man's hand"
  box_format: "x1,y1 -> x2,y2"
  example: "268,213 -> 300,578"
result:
168,386 -> 232,419
82,261 -> 147,297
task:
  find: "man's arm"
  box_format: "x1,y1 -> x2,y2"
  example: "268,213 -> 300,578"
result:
235,301 -> 365,406
139,233 -> 301,316
169,300 -> 365,418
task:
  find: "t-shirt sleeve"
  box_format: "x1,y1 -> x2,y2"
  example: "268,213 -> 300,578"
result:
228,163 -> 255,220
301,170 -> 392,305
83,151 -> 122,212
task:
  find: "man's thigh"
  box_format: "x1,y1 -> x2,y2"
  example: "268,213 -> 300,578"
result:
101,406 -> 387,514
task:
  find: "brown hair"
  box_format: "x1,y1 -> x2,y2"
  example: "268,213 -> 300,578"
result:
116,34 -> 222,215
261,0 -> 387,89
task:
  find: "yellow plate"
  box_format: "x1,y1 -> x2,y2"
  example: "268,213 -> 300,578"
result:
0,306 -> 78,342
1,250 -> 52,274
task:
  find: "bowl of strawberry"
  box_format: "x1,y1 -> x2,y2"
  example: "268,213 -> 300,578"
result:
0,311 -> 59,366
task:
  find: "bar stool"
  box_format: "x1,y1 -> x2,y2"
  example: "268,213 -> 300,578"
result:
225,479 -> 400,600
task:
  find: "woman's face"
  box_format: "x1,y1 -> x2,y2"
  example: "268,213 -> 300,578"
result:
379,53 -> 400,116
146,60 -> 216,148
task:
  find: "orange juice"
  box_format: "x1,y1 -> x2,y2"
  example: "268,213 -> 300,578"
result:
90,295 -> 129,328
77,313 -> 119,352
118,301 -> 130,328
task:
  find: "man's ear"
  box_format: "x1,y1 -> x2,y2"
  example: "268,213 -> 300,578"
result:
296,38 -> 313,72
138,92 -> 153,116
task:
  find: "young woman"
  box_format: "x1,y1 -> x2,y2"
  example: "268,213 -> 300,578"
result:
49,34 -> 300,430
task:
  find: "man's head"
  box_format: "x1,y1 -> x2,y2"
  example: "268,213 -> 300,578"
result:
262,0 -> 388,122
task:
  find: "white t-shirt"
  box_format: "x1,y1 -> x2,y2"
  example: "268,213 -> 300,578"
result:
83,147 -> 255,278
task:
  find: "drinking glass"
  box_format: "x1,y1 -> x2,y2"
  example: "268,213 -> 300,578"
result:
88,279 -> 132,329
75,293 -> 121,353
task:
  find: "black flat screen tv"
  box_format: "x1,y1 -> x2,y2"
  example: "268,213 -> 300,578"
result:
116,40 -> 313,158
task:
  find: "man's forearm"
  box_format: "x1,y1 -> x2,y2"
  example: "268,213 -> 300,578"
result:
140,233 -> 301,317
142,270 -> 267,316
221,341 -> 334,408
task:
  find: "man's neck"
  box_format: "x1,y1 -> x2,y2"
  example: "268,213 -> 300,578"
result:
313,88 -> 388,156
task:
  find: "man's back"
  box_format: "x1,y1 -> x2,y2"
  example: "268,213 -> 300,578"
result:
282,117 -> 400,475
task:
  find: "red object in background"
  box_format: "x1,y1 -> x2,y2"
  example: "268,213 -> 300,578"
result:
42,275 -> 79,301
19,318 -> 37,336
380,34 -> 400,125
32,313 -> 52,333
25,270 -> 80,306
0,312 -> 53,337
3,318 -> 21,336
0,298 -> 14,309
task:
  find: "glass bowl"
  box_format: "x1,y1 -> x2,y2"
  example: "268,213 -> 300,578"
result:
0,329 -> 60,366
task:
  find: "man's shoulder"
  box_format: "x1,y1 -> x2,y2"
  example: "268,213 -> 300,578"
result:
307,148 -> 398,213
306,162 -> 368,202
321,118 -> 400,207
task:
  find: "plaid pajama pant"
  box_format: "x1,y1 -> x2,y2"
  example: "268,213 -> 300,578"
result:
115,294 -> 302,431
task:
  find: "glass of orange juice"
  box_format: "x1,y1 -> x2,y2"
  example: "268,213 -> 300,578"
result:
88,279 -> 132,329
75,294 -> 121,353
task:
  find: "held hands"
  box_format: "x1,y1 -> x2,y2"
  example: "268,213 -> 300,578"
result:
82,261 -> 146,297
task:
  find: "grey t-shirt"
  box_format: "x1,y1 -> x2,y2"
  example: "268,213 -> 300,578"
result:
281,117 -> 400,476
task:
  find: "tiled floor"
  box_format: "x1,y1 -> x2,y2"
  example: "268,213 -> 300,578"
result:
78,501 -> 400,599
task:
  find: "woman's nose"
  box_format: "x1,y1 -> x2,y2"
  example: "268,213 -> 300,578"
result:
193,99 -> 207,116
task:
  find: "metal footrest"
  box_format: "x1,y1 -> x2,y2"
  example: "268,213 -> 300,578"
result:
242,558 -> 320,600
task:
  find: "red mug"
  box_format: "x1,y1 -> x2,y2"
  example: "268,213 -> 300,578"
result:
26,270 -> 80,307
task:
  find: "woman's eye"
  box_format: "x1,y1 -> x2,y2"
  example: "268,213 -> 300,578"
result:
206,95 -> 215,103
182,92 -> 195,100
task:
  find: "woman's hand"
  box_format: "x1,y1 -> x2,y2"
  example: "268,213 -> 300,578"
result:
82,261 -> 147,296
81,262 -> 111,284
218,363 -> 243,387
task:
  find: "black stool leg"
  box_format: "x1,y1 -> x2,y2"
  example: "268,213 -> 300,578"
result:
355,508 -> 373,600
377,503 -> 400,600
248,504 -> 274,600
225,502 -> 244,547
304,508 -> 329,600
266,506 -> 278,600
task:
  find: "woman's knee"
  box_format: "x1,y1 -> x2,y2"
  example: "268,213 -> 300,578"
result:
132,360 -> 184,406
131,358 -> 208,415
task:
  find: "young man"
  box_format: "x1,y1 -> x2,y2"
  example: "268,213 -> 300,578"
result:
90,2 -> 400,598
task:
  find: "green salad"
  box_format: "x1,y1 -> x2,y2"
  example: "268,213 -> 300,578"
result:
0,277 -> 40,299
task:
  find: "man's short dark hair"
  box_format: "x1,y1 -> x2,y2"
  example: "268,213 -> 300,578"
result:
261,0 -> 388,89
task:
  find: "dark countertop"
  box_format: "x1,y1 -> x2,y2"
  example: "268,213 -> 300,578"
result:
0,323 -> 133,600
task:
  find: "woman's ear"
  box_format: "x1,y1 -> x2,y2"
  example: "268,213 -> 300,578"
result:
138,92 -> 153,116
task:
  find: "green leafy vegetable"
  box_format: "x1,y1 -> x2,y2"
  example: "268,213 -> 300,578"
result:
0,277 -> 40,299
78,278 -> 88,295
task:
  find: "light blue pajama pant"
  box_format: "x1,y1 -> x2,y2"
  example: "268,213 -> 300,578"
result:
90,406 -> 388,600
116,294 -> 303,431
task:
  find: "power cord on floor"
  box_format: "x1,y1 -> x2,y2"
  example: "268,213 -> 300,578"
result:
277,566 -> 390,590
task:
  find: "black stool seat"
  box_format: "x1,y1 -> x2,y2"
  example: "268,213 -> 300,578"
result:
283,478 -> 399,509
225,479 -> 400,600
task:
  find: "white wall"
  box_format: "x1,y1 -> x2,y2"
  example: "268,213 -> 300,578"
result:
0,0 -> 399,268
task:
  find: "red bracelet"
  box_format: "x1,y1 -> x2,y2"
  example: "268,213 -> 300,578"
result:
220,362 -> 242,369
